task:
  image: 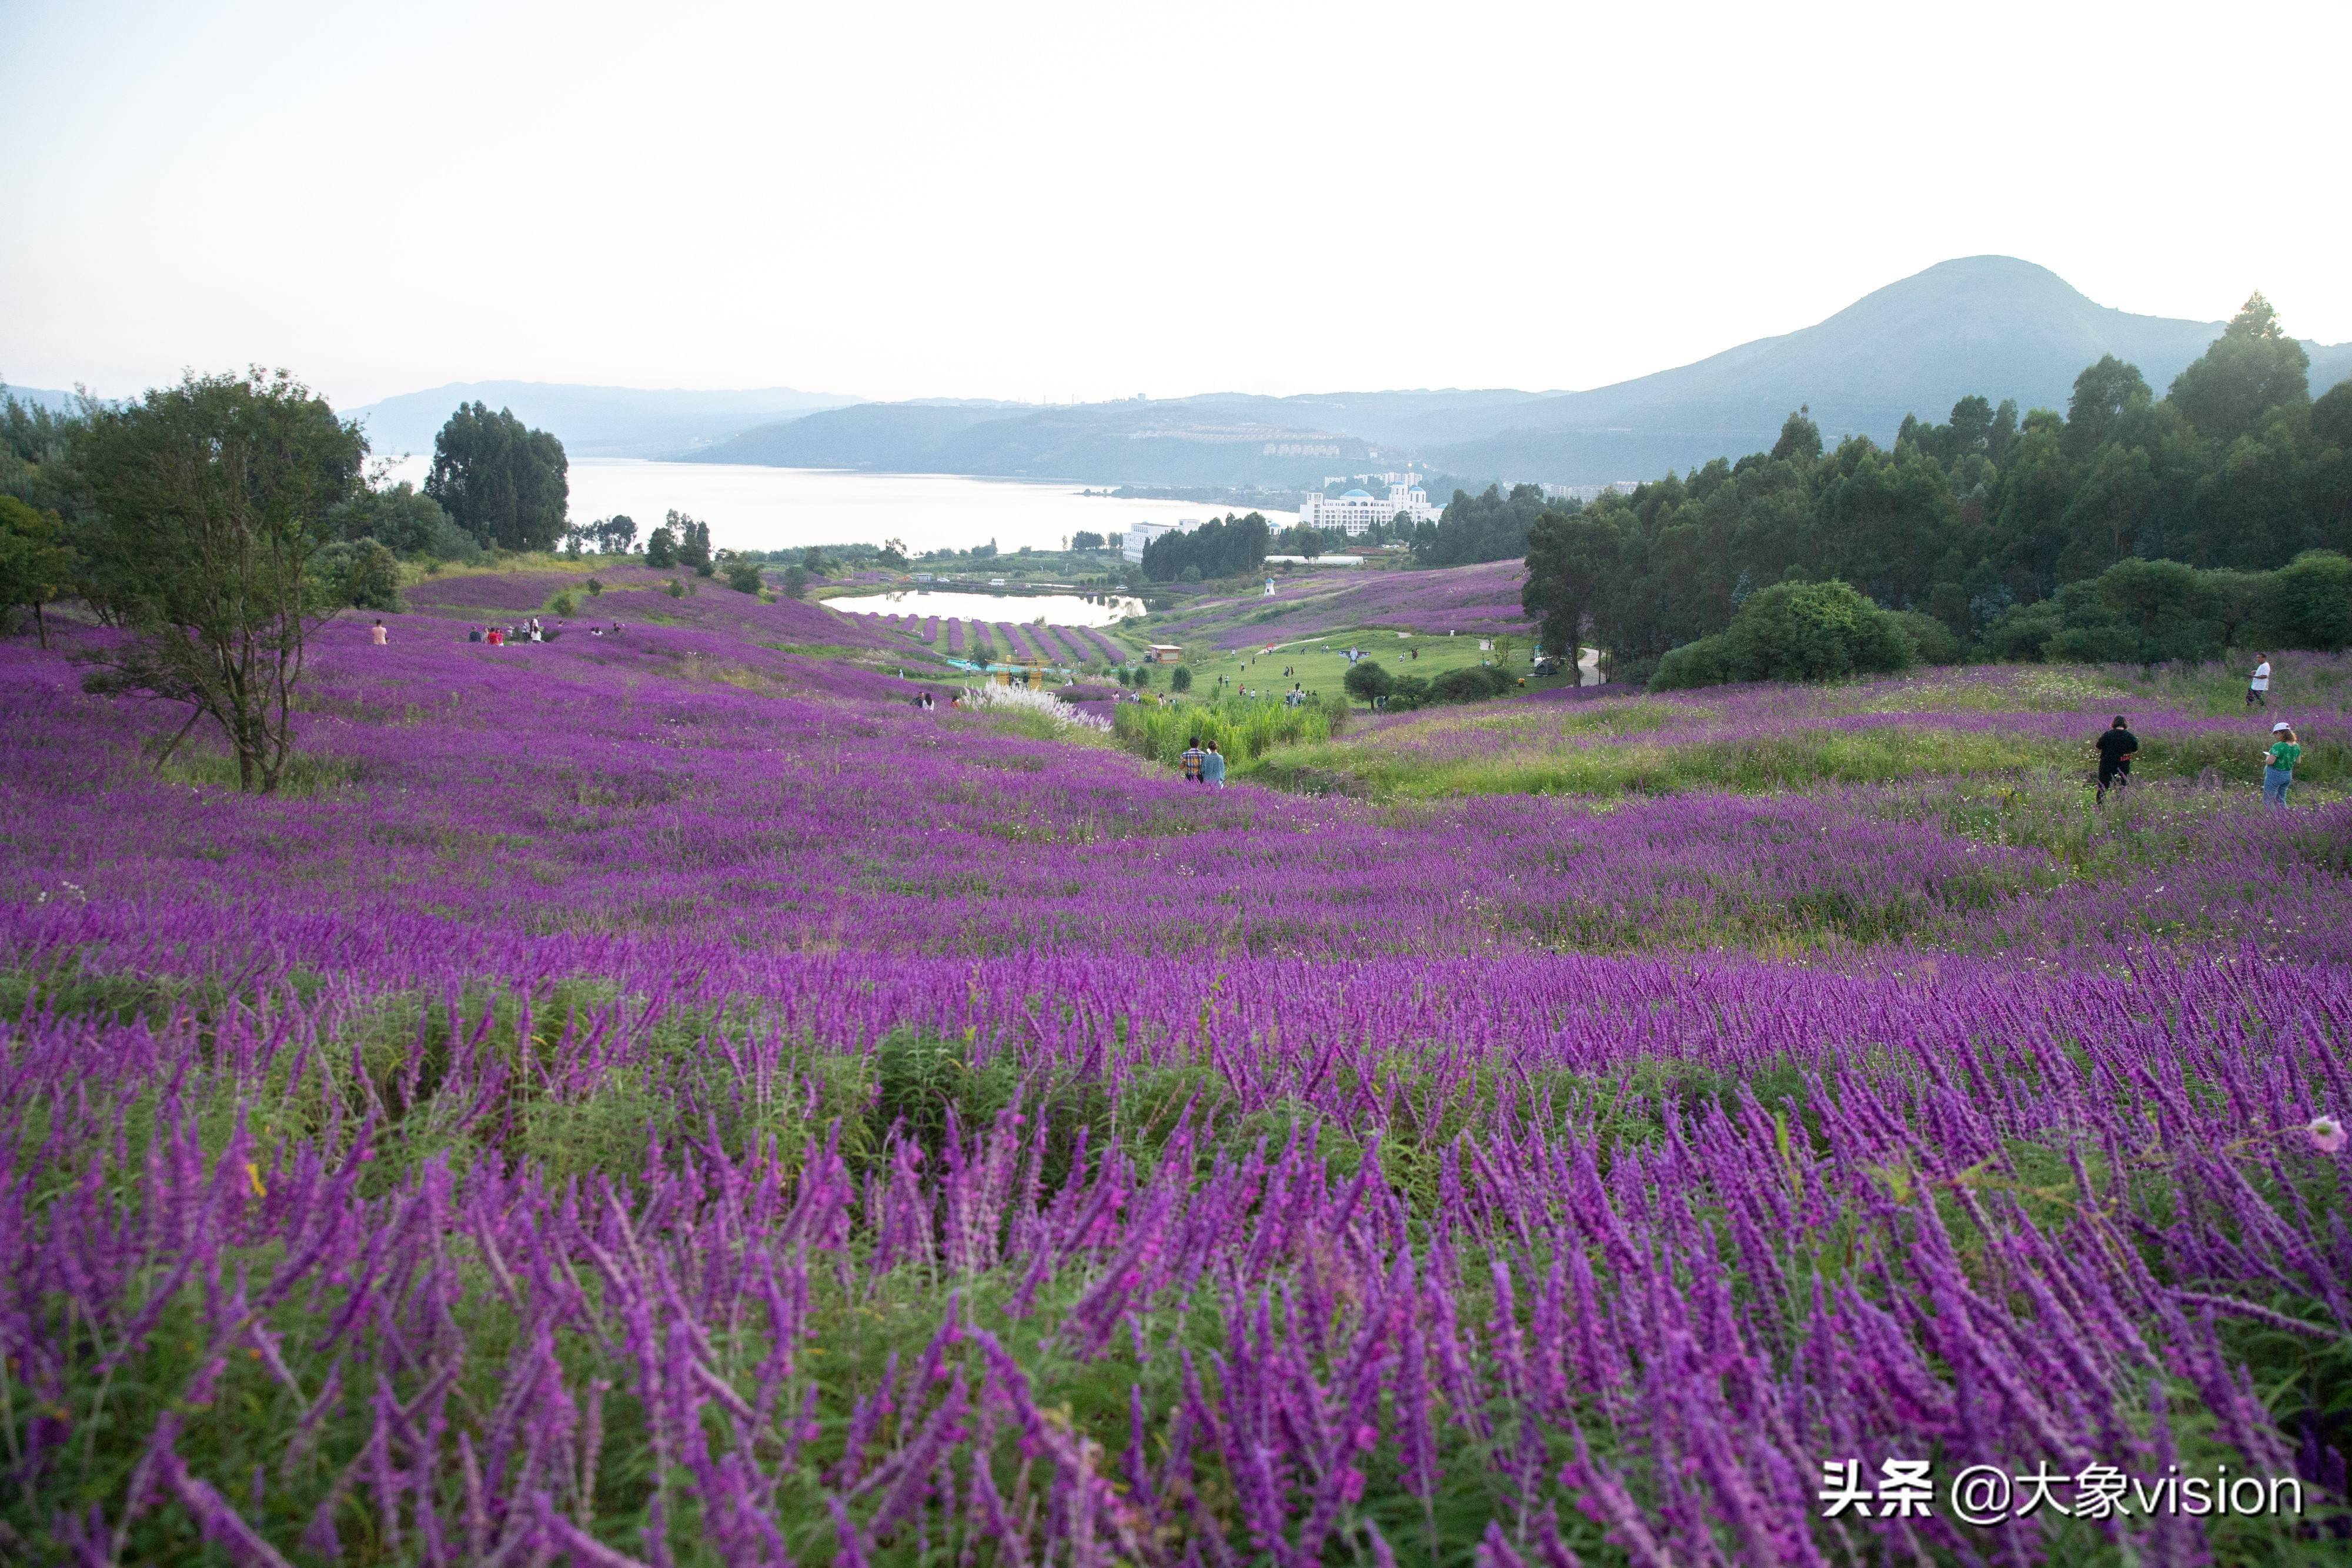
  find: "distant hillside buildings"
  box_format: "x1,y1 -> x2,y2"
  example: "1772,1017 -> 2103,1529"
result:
1543,481 -> 1641,505
1297,474 -> 1439,536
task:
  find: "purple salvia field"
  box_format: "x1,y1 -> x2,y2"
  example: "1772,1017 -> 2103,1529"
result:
2,600 -> 2348,1565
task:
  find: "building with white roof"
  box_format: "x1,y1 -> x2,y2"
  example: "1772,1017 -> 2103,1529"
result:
1122,517 -> 1201,561
1298,474 -> 1439,536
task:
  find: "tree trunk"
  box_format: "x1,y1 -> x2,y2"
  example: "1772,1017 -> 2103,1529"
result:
32,601 -> 46,649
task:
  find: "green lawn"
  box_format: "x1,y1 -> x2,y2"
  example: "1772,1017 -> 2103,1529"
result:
1166,626 -> 1569,706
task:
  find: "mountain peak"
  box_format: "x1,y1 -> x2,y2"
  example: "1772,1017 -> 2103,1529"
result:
1425,256 -> 2348,483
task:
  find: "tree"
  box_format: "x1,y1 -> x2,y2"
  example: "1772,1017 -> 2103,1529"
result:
723,555 -> 763,594
1411,484 -> 1551,569
783,564 -> 810,599
2168,292 -> 2310,444
0,495 -> 76,646
1770,406 -> 1823,463
1141,513 -> 1270,581
1342,660 -> 1394,704
1071,530 -> 1105,551
2064,356 -> 2151,459
644,524 -> 678,567
75,369 -> 365,792
425,402 -> 568,551
1273,522 -> 1325,560
2,383 -> 84,519
671,511 -> 713,575
1522,508 -> 1615,656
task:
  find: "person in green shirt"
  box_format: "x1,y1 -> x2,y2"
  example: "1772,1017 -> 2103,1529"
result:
2263,721 -> 2301,808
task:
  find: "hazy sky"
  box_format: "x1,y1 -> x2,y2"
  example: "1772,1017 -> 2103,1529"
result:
5,1 -> 2347,409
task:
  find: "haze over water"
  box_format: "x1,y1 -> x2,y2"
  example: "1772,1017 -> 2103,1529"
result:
375,456 -> 1297,557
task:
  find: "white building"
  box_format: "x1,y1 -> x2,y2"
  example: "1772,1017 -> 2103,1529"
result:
1298,474 -> 1439,536
1122,517 -> 1201,562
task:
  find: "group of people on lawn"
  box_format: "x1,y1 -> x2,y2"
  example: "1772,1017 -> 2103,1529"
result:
2093,655 -> 2305,808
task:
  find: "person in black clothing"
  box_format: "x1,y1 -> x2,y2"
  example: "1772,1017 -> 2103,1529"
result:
2093,715 -> 2137,803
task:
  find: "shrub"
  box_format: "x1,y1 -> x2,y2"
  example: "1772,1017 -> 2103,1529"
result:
725,559 -> 764,594
1889,609 -> 1962,665
2090,557 -> 2225,663
329,482 -> 477,561
1649,634 -> 1738,691
666,579 -> 687,600
1726,580 -> 1914,681
549,590 -> 578,617
1980,600 -> 2063,661
2258,551 -> 2352,650
1429,665 -> 1516,703
586,577 -> 603,597
311,538 -> 402,611
1170,666 -> 1192,692
1650,581 -> 1914,691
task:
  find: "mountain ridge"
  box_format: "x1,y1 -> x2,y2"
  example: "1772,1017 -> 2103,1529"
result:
343,380 -> 864,459
681,257 -> 2352,487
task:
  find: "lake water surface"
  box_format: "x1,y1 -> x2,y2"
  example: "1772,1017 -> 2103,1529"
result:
376,456 -> 1294,557
828,589 -> 1145,627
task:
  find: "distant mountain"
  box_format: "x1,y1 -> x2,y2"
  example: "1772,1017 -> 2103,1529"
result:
0,385 -> 86,416
1425,257 -> 2352,483
680,259 -> 2350,489
345,381 -> 864,458
684,389 -> 1557,486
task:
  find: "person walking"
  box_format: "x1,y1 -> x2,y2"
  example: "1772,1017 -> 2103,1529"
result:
2248,656 -> 2271,708
1181,736 -> 1205,783
1203,741 -> 1227,790
2093,715 -> 2137,804
369,618 -> 388,646
2263,722 -> 2301,808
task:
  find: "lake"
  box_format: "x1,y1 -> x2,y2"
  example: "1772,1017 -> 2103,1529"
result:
374,456 -> 1295,557
827,589 -> 1145,627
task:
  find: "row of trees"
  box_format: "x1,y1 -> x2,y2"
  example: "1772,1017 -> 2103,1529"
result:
0,373 -> 572,790
1342,658 -> 1519,710
1140,512 -> 1271,583
1411,483 -> 1554,567
1522,295 -> 2352,676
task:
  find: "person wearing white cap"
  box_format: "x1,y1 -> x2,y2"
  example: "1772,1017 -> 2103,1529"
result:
2262,721 -> 2300,808
2247,655 -> 2271,708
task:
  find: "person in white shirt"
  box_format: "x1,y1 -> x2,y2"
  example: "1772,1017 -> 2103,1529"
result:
2248,656 -> 2271,708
